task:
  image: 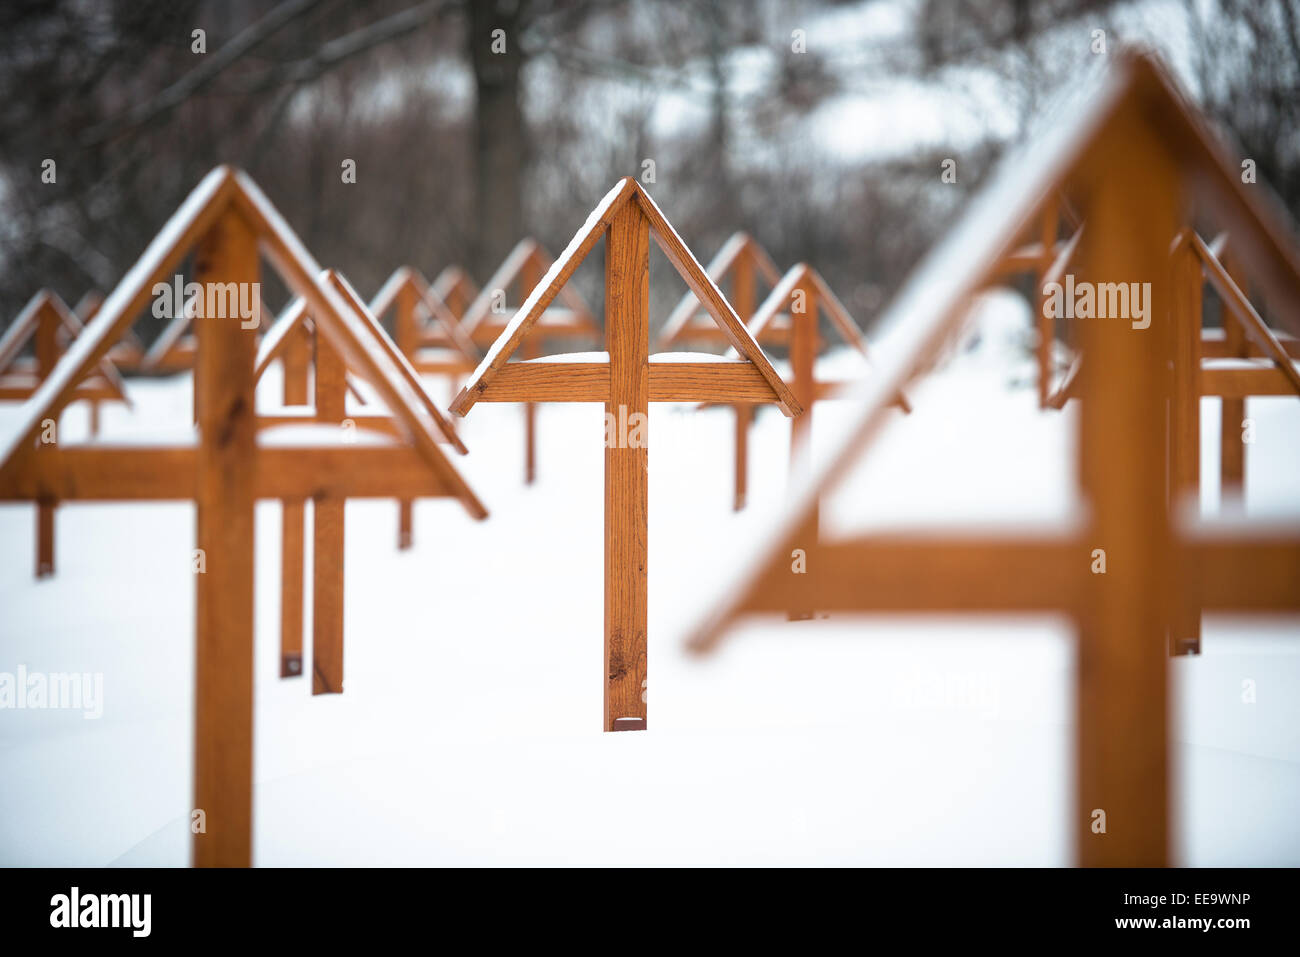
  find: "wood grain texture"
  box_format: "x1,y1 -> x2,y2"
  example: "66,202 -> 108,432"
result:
311,329 -> 347,697
604,199 -> 649,732
192,205 -> 258,868
1073,112 -> 1174,867
1170,236 -> 1203,654
1218,250 -> 1248,499
280,317 -> 309,677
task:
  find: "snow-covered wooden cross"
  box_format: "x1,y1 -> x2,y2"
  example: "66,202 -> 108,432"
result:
683,50 -> 1300,866
460,237 -> 601,484
451,178 -> 802,731
0,290 -> 130,576
0,166 -> 487,866
368,266 -> 480,546
255,270 -> 474,683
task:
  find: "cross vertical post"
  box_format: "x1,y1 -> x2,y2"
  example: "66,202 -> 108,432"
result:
787,269 -> 819,620
394,280 -> 420,547
1219,251 -> 1248,501
279,321 -> 310,677
730,247 -> 756,511
1074,122 -> 1175,866
34,303 -> 58,577
604,198 -> 650,732
192,206 -> 259,868
1170,235 -> 1203,654
521,254 -> 543,485
1036,204 -> 1059,408
312,331 -> 347,695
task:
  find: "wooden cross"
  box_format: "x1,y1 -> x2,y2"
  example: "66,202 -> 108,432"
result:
430,265 -> 479,324
682,51 -> 1300,866
657,232 -> 785,511
451,178 -> 802,732
368,266 -> 480,547
460,238 -> 601,484
0,290 -> 129,577
997,214 -> 1300,658
0,165 -> 487,866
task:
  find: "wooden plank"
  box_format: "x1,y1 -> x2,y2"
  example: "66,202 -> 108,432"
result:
1219,249 -> 1248,499
1200,361 -> 1300,397
471,359 -> 781,404
280,321 -> 309,678
451,180 -> 636,414
0,167 -> 240,479
0,445 -> 457,501
1171,235 -> 1203,654
192,204 -> 258,869
280,501 -> 305,678
736,534 -> 1083,613
521,255 -> 542,485
325,271 -> 467,455
733,404 -> 751,512
1186,529 -> 1300,611
604,198 -> 650,732
34,300 -> 59,579
1073,112 -> 1174,867
788,270 -> 819,621
1037,205 -> 1059,407
311,330 -> 347,697
230,175 -> 486,520
476,361 -> 609,402
633,183 -> 801,417
1194,233 -> 1300,397
730,248 -> 756,512
650,361 -> 777,403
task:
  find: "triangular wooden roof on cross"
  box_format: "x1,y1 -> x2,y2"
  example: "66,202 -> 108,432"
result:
679,49 -> 1300,867
0,289 -> 128,405
450,177 -> 802,417
459,236 -> 600,346
430,265 -> 479,323
658,231 -> 784,347
254,278 -> 469,455
0,164 -> 491,867
740,262 -> 910,405
369,265 -> 479,362
0,165 -> 484,514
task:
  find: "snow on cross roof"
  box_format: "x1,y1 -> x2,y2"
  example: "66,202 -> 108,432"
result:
678,50 -> 1222,653
659,231 -> 782,344
369,266 -> 478,361
451,178 -> 802,417
0,165 -> 238,468
0,166 -> 488,519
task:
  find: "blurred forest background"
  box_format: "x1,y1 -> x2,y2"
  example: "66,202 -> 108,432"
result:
0,0 -> 1297,347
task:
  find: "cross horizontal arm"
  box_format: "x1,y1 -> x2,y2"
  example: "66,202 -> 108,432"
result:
463,358 -> 781,404
688,524 -> 1299,638
0,445 -> 462,501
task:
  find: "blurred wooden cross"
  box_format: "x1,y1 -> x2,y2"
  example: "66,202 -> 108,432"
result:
0,167 -> 487,866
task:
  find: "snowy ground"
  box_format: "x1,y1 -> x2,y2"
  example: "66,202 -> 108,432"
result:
1,302 -> 1298,866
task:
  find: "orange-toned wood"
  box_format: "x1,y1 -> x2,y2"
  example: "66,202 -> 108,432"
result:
604,199 -> 650,732
279,319 -> 310,678
1170,235 -> 1203,655
192,205 -> 258,869
1218,251 -> 1248,502
1073,114 -> 1174,867
311,328 -> 347,696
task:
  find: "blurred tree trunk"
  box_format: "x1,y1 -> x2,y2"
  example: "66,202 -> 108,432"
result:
468,0 -> 527,279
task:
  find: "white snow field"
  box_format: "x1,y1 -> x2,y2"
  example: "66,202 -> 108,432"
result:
1,295 -> 1297,866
